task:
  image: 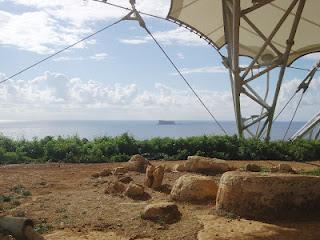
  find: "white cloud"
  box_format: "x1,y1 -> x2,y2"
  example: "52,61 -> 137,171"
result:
276,77 -> 320,120
0,71 -> 235,120
53,52 -> 108,62
173,66 -> 227,75
1,71 -> 318,121
90,52 -> 108,61
0,10 -> 87,54
1,0 -> 171,54
120,39 -> 149,45
176,53 -> 185,60
120,27 -> 206,47
53,56 -> 86,62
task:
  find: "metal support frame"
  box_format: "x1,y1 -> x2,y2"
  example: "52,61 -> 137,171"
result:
291,112 -> 320,140
223,0 -> 306,140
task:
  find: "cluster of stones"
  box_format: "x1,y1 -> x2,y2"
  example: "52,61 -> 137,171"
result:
103,155 -> 151,200
94,154 -> 320,223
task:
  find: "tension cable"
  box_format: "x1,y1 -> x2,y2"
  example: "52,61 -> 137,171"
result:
282,60 -> 320,140
123,1 -> 228,135
0,15 -> 127,84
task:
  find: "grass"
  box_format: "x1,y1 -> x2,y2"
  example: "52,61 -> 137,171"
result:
260,167 -> 271,173
10,184 -> 32,197
34,220 -> 53,234
0,195 -> 12,203
301,168 -> 320,176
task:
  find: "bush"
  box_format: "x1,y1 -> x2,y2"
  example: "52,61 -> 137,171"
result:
0,134 -> 318,164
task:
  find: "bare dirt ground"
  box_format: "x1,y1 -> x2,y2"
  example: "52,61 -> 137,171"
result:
1,160 -> 320,240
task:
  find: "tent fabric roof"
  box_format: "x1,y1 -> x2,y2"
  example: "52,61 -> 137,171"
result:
167,0 -> 320,65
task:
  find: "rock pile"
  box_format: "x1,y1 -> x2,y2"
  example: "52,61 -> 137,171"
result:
105,180 -> 149,200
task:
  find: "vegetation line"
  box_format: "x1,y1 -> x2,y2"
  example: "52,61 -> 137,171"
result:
0,134 -> 319,164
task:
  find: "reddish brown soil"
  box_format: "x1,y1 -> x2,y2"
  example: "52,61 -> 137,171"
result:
1,160 -> 320,240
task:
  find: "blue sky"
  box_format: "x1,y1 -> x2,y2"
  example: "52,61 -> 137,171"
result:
0,0 -> 319,121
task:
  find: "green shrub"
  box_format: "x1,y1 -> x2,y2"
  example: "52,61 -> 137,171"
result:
301,168 -> 320,176
0,134 -> 318,164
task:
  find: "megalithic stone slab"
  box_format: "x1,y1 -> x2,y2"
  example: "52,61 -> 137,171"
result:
216,171 -> 320,220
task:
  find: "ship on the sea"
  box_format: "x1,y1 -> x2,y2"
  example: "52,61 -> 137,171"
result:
158,120 -> 176,125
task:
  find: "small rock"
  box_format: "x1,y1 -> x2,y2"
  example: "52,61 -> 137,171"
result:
153,166 -> 165,189
91,172 -> 100,178
105,181 -> 126,195
170,174 -> 218,202
270,164 -> 295,173
278,163 -> 294,173
245,164 -> 261,172
127,154 -> 149,173
100,169 -> 112,177
125,182 -> 145,198
141,202 -> 181,224
113,167 -> 128,175
145,165 -> 164,189
118,176 -> 133,184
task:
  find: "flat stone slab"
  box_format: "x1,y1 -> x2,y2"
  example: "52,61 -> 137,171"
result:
216,171 -> 320,220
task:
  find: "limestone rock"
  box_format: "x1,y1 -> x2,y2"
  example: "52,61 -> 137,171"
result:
125,182 -> 145,199
170,174 -> 218,202
245,164 -> 261,172
145,165 -> 164,189
153,166 -> 165,189
146,165 -> 155,178
105,181 -> 126,195
127,154 -> 149,173
91,172 -> 100,178
278,163 -> 294,173
118,176 -> 133,184
216,171 -> 320,220
141,202 -> 181,224
113,167 -> 128,176
270,163 -> 295,173
184,156 -> 230,175
100,169 -> 112,177
173,164 -> 186,172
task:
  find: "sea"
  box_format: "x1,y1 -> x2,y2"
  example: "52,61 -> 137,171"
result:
0,120 -> 306,141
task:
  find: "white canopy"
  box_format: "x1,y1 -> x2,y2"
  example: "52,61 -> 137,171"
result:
167,0 -> 320,65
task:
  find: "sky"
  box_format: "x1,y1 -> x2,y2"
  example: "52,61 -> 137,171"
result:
0,0 -> 319,122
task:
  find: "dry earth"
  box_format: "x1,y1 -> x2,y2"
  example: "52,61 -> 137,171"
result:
1,160 -> 320,240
